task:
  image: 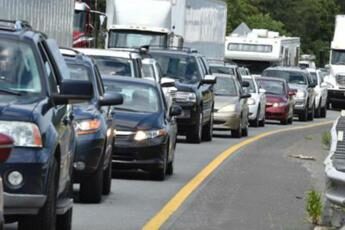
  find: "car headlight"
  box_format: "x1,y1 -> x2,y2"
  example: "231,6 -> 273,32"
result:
219,104 -> 237,112
134,129 -> 167,141
0,121 -> 42,147
75,119 -> 101,135
174,91 -> 196,103
296,91 -> 306,99
247,98 -> 256,105
273,102 -> 288,107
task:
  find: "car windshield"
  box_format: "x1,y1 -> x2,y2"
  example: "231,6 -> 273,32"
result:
243,79 -> 256,93
0,39 -> 42,95
91,56 -> 132,77
103,80 -> 160,113
332,49 -> 345,65
142,63 -> 156,80
214,77 -> 238,96
150,53 -> 202,84
262,70 -> 307,85
66,63 -> 91,81
210,66 -> 235,75
257,79 -> 285,95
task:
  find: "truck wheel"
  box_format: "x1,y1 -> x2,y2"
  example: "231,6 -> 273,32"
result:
186,114 -> 202,143
79,164 -> 103,203
321,106 -> 327,118
315,101 -> 321,118
102,158 -> 112,196
18,159 -> 58,230
202,113 -> 213,141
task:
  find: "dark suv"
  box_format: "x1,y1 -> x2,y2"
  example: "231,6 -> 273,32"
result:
262,66 -> 316,121
149,48 -> 216,143
61,48 -> 123,203
0,21 -> 93,230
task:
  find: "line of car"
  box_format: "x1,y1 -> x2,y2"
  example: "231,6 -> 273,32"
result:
0,20 -> 330,230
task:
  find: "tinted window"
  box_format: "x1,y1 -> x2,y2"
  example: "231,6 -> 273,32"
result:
104,80 -> 161,113
262,70 -> 307,85
257,79 -> 285,95
210,66 -> 235,75
92,56 -> 132,77
150,53 -> 201,84
214,77 -> 238,96
0,39 -> 42,94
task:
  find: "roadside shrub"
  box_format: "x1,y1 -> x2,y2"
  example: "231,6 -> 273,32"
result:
322,132 -> 331,150
306,189 -> 323,225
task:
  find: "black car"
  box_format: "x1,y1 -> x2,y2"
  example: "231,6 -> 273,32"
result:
61,48 -> 123,203
102,76 -> 181,181
262,66 -> 317,121
149,48 -> 216,143
0,21 -> 93,230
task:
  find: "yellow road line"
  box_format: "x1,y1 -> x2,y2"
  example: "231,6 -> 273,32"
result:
142,120 -> 333,230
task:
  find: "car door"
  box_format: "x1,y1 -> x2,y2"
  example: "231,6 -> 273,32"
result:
197,56 -> 213,124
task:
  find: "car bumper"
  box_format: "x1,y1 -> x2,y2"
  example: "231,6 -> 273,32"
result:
265,106 -> 288,120
73,132 -> 106,181
113,136 -> 168,171
4,192 -> 46,215
213,112 -> 241,130
328,89 -> 345,104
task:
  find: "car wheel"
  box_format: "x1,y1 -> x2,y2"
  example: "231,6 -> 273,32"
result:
102,158 -> 112,195
186,113 -> 203,143
56,208 -> 72,230
232,120 -> 242,138
242,126 -> 248,137
288,116 -> 293,124
79,163 -> 103,203
308,103 -> 315,121
18,159 -> 58,230
259,113 -> 265,127
151,148 -> 167,181
202,113 -> 213,141
321,106 -> 327,118
250,107 -> 260,127
280,118 -> 288,125
315,100 -> 321,118
299,107 -> 308,121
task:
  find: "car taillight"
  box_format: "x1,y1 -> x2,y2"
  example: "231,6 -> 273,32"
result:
0,134 -> 13,162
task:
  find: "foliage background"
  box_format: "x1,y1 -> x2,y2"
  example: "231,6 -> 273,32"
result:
90,0 -> 345,66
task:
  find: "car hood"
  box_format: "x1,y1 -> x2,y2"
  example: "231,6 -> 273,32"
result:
73,103 -> 99,120
115,111 -> 164,131
266,94 -> 287,103
0,95 -> 41,122
288,83 -> 308,91
215,96 -> 239,110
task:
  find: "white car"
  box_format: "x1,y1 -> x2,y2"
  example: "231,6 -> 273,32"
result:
142,58 -> 177,110
242,75 -> 267,127
307,68 -> 328,118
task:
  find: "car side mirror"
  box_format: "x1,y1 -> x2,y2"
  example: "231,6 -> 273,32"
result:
0,133 -> 13,162
99,93 -> 123,106
241,81 -> 250,88
52,80 -> 93,105
201,75 -> 217,85
259,88 -> 266,94
161,77 -> 175,88
170,105 -> 182,117
241,93 -> 251,99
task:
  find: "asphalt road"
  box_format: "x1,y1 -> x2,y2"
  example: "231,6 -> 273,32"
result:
5,111 -> 339,230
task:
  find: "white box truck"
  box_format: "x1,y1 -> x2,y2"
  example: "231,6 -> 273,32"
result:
324,15 -> 345,108
106,0 -> 227,59
225,26 -> 300,74
0,0 -> 74,47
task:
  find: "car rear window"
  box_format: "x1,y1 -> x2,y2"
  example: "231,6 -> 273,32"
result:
257,79 -> 285,95
92,56 -> 133,77
210,66 -> 235,75
262,70 -> 307,85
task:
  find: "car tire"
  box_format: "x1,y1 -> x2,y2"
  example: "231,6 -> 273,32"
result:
308,103 -> 315,121
299,107 -> 308,121
259,113 -> 265,127
202,113 -> 213,141
288,116 -> 293,124
79,164 -> 103,203
166,145 -> 174,176
151,148 -> 167,181
315,100 -> 321,118
242,126 -> 248,137
18,159 -> 58,230
232,121 -> 242,138
102,158 -> 112,195
57,208 -> 72,230
321,106 -> 327,118
186,113 -> 203,143
280,117 -> 288,125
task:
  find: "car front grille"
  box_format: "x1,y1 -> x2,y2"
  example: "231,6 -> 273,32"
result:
336,74 -> 345,86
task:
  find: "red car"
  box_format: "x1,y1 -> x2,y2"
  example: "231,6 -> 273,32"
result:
256,77 -> 295,125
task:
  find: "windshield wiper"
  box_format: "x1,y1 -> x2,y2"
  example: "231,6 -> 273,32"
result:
0,88 -> 22,96
114,107 -> 139,112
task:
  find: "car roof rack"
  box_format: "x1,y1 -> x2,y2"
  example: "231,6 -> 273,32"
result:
0,19 -> 32,32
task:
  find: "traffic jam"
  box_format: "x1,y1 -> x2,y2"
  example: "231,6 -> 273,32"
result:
0,0 -> 345,229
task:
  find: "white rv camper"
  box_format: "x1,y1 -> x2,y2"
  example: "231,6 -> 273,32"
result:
225,26 -> 300,74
